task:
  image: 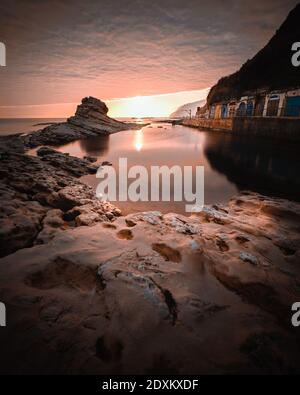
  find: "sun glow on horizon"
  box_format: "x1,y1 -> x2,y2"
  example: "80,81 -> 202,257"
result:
107,89 -> 210,118
0,88 -> 210,119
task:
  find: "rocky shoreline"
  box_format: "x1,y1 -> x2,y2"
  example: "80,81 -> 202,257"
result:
0,97 -> 143,152
0,97 -> 143,257
0,98 -> 300,374
0,146 -> 122,257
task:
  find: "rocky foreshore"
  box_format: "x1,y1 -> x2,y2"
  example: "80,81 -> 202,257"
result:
0,97 -> 141,256
0,146 -> 121,257
0,100 -> 300,374
1,184 -> 300,374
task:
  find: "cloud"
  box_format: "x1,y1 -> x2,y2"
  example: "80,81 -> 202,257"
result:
0,0 -> 298,111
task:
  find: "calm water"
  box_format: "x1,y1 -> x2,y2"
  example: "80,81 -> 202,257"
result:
50,123 -> 300,215
0,118 -> 66,135
0,118 -> 163,136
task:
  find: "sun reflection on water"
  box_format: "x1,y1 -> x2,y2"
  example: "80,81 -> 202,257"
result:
134,129 -> 144,151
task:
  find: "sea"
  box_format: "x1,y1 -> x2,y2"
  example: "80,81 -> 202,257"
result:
1,118 -> 299,214
0,117 -> 169,136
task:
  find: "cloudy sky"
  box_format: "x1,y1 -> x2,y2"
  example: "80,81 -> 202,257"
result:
0,0 -> 298,117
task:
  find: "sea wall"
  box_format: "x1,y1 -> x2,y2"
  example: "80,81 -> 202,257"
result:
183,118 -> 232,131
183,117 -> 300,141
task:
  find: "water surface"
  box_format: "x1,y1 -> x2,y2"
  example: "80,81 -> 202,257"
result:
52,123 -> 300,215
0,118 -> 66,136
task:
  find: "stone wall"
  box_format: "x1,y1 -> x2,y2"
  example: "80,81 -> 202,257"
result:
182,118 -> 233,131
183,117 -> 300,141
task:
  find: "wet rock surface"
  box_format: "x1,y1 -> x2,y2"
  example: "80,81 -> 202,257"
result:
0,187 -> 300,374
0,147 -> 121,257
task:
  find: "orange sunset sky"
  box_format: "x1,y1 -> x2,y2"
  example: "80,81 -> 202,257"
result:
0,0 -> 298,118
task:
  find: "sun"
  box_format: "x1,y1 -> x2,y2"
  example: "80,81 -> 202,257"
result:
120,95 -> 164,118
130,96 -> 147,118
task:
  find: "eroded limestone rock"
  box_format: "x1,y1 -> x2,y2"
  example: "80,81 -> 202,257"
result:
0,192 -> 299,374
0,148 -> 120,256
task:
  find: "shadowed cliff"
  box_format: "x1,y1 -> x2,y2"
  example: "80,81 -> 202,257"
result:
207,4 -> 300,105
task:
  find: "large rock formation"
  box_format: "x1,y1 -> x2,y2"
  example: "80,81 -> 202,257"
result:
21,97 -> 141,149
68,97 -> 131,134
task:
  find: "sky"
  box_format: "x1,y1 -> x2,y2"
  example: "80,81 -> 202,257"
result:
0,0 -> 298,118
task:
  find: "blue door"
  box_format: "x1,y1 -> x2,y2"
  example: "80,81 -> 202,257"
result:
246,101 -> 254,117
221,104 -> 228,118
285,96 -> 300,117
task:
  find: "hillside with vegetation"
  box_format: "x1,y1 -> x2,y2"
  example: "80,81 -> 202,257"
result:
207,4 -> 300,105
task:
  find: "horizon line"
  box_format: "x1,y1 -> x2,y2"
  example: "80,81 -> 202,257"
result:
0,88 -> 211,109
